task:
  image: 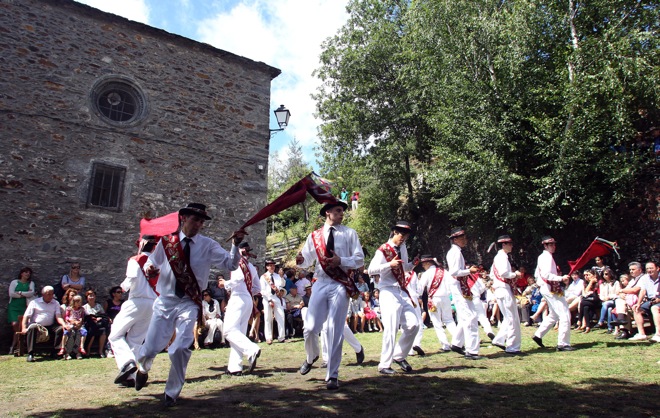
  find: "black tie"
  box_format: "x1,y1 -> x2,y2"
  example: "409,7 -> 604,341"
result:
176,237 -> 192,298
326,226 -> 335,256
394,245 -> 402,259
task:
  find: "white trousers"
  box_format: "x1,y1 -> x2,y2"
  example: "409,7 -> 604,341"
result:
378,286 -> 419,370
109,298 -> 154,372
303,278 -> 349,381
428,294 -> 457,350
321,322 -> 361,362
474,298 -> 494,335
204,318 -> 224,345
452,294 -> 480,355
137,296 -> 197,400
223,292 -> 260,373
412,304 -> 424,349
264,299 -> 285,342
535,292 -> 571,347
492,287 -> 521,352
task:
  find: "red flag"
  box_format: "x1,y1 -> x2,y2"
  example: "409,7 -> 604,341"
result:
568,237 -> 620,275
140,212 -> 179,238
239,174 -> 338,230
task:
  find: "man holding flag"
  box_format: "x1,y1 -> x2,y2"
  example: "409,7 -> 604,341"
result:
296,200 -> 364,390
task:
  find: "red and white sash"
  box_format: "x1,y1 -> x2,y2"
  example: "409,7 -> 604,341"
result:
238,257 -> 259,318
131,253 -> 159,296
311,227 -> 360,299
378,243 -> 415,306
492,265 -> 515,288
535,262 -> 564,296
427,267 -> 445,311
162,234 -> 204,324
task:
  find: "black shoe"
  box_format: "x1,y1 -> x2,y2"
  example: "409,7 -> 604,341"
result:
412,346 -> 425,356
532,336 -> 545,348
379,367 -> 396,375
135,370 -> 148,391
505,350 -> 523,356
247,349 -> 261,374
299,356 -> 318,375
493,343 -> 506,351
450,345 -> 466,355
557,345 -> 575,352
615,330 -> 630,340
120,379 -> 135,388
164,394 -> 177,407
356,347 -> 365,364
326,378 -> 339,390
229,371 -> 243,376
115,360 -> 138,384
487,332 -> 495,340
465,353 -> 483,360
394,358 -> 413,373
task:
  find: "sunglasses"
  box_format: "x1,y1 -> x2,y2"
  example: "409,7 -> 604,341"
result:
71,266 -> 81,269
114,291 -> 123,294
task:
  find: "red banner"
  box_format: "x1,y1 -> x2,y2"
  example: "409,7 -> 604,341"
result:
568,237 -> 619,275
140,212 -> 179,238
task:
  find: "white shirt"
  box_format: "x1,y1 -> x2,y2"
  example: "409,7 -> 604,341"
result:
202,298 -> 222,321
446,243 -> 470,297
368,239 -> 413,288
24,297 -> 62,327
260,272 -> 284,302
228,259 -> 261,297
121,251 -> 158,300
638,274 -> 660,299
147,231 -> 240,299
295,277 -> 311,295
490,249 -> 517,290
298,224 -> 364,282
534,250 -> 562,293
566,278 -> 585,299
418,265 -> 451,298
406,272 -> 421,300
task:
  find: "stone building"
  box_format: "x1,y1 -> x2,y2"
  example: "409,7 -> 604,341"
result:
0,0 -> 280,341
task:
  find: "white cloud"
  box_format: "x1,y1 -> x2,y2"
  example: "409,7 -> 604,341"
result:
196,0 -> 349,160
73,0 -> 150,25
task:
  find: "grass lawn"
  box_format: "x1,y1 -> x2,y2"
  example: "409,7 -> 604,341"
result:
1,325 -> 658,417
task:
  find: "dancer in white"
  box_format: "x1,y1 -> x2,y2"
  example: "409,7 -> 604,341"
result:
489,235 -> 522,354
260,259 -> 285,344
532,236 -> 574,351
109,235 -> 159,386
223,241 -> 262,375
417,255 -> 457,352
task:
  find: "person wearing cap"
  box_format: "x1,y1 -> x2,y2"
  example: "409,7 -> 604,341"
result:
532,236 -> 574,351
368,221 -> 419,374
109,235 -> 159,386
417,255 -> 457,352
223,241 -> 262,375
446,227 -> 482,360
135,203 -> 245,406
489,235 -> 523,354
296,200 -> 364,390
260,259 -> 285,344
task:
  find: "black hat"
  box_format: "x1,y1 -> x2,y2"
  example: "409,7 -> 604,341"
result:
419,254 -> 437,264
179,203 -> 211,220
141,235 -> 159,243
541,236 -> 556,245
448,227 -> 465,239
239,242 -> 252,251
391,220 -> 413,234
497,235 -> 513,244
265,258 -> 276,266
319,200 -> 348,216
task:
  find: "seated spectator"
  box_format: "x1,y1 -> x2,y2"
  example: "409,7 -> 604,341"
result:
514,266 -> 530,295
59,294 -> 88,359
295,270 -> 311,295
347,292 -> 365,333
201,290 -> 224,347
596,268 -> 620,333
356,274 -> 370,294
577,268 -> 601,333
83,289 -> 109,357
61,262 -> 85,293
60,288 -> 78,316
565,271 -> 584,324
283,269 -> 296,293
612,263 -> 645,340
210,274 -> 228,318
630,261 -> 659,341
284,286 -> 304,337
363,291 -> 382,332
371,288 -> 382,321
301,284 -> 312,322
8,267 -> 36,356
524,277 -> 543,325
21,286 -> 66,362
104,286 -> 124,357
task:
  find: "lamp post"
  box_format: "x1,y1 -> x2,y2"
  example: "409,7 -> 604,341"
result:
270,104 -> 291,136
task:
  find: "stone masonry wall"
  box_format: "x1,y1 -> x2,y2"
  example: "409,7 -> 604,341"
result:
0,0 -> 280,344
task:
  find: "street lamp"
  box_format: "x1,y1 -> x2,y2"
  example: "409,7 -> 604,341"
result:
270,104 -> 291,135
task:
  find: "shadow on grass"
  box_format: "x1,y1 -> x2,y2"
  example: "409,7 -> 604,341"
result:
30,373 -> 660,417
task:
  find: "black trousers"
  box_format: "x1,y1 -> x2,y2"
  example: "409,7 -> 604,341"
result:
26,324 -> 63,355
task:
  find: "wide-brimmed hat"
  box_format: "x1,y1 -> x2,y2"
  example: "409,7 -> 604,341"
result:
497,235 -> 513,244
541,236 -> 556,245
448,227 -> 465,239
391,220 -> 413,234
419,254 -> 437,264
304,284 -> 312,289
239,241 -> 252,251
265,258 -> 276,266
179,203 -> 211,220
319,200 -> 348,216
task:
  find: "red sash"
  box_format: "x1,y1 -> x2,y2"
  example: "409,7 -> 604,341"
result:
239,257 -> 259,318
311,227 -> 359,299
378,243 -> 415,306
455,274 -> 478,300
535,263 -> 564,296
161,234 -> 204,324
427,267 -> 445,312
131,253 -> 159,296
492,265 -> 514,288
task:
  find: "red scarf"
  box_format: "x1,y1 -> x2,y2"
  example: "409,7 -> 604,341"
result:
427,266 -> 444,312
311,227 -> 359,299
238,257 -> 259,318
162,234 -> 204,324
131,253 -> 159,296
378,243 -> 415,306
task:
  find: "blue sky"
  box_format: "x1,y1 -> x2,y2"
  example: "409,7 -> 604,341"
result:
74,0 -> 350,170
